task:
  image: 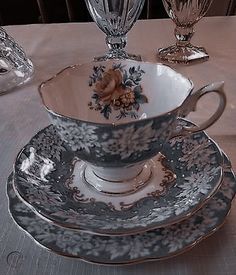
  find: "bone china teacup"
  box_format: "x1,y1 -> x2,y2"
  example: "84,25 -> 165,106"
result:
39,60 -> 226,195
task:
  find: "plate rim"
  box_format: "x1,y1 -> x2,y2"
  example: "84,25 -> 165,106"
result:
6,164 -> 236,265
12,119 -> 225,236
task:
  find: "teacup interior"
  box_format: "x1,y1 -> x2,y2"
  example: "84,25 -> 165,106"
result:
40,60 -> 192,124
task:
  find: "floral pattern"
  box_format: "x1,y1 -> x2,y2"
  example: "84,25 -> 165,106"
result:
50,112 -> 175,163
16,175 -> 64,208
53,118 -> 99,153
7,168 -> 236,265
88,63 -> 147,119
169,133 -> 219,171
101,121 -> 155,159
13,121 -> 224,235
177,167 -> 221,200
31,125 -> 66,161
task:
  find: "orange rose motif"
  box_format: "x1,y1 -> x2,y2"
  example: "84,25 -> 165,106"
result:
88,63 -> 147,120
113,89 -> 135,110
95,69 -> 124,104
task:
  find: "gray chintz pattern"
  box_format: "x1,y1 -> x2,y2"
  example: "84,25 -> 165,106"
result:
13,120 -> 224,235
7,169 -> 236,264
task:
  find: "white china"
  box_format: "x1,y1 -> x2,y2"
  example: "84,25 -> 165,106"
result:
39,60 -> 226,191
7,160 -> 236,265
13,120 -> 224,235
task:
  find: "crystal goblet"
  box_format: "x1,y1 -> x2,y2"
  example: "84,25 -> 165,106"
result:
158,0 -> 213,64
0,27 -> 34,94
85,0 -> 145,61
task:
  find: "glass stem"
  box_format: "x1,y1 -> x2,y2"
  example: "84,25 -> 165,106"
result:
175,26 -> 194,47
105,35 -> 127,53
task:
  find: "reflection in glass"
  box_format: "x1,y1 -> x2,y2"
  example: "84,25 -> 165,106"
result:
158,0 -> 213,64
0,27 -> 34,94
85,0 -> 145,61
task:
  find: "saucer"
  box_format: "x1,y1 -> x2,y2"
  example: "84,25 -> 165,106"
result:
7,159 -> 236,265
13,119 -> 223,235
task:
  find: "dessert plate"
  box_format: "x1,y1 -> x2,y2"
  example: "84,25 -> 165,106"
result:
7,159 -> 236,265
13,120 -> 223,236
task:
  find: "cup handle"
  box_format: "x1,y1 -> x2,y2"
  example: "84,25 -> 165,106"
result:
172,81 -> 226,137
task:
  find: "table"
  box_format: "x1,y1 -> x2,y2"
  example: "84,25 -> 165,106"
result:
0,16 -> 236,275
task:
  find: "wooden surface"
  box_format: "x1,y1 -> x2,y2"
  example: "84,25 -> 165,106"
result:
0,16 -> 236,274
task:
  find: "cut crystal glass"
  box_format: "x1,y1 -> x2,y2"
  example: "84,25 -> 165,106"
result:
85,0 -> 145,61
158,0 -> 214,64
0,27 -> 34,94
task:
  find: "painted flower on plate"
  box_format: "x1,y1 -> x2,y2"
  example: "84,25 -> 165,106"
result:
161,224 -> 193,252
178,137 -> 217,170
104,238 -> 131,260
22,183 -> 64,207
209,197 -> 227,211
177,168 -> 220,200
18,215 -> 52,235
54,231 -> 92,255
220,175 -> 236,200
31,125 -> 66,161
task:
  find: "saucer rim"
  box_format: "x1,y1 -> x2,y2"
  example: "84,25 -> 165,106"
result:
12,119 -> 225,236
7,163 -> 236,266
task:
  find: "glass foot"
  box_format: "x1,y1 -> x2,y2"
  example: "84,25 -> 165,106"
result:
94,50 -> 142,62
157,44 -> 209,64
0,58 -> 34,95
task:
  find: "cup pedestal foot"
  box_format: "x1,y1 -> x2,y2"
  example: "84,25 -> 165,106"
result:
83,163 -> 152,196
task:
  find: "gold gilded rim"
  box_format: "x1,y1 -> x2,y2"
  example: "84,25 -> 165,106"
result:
8,168 -> 235,266
38,60 -> 194,127
11,123 -> 225,236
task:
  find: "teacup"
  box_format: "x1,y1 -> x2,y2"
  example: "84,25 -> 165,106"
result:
39,60 -> 226,195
